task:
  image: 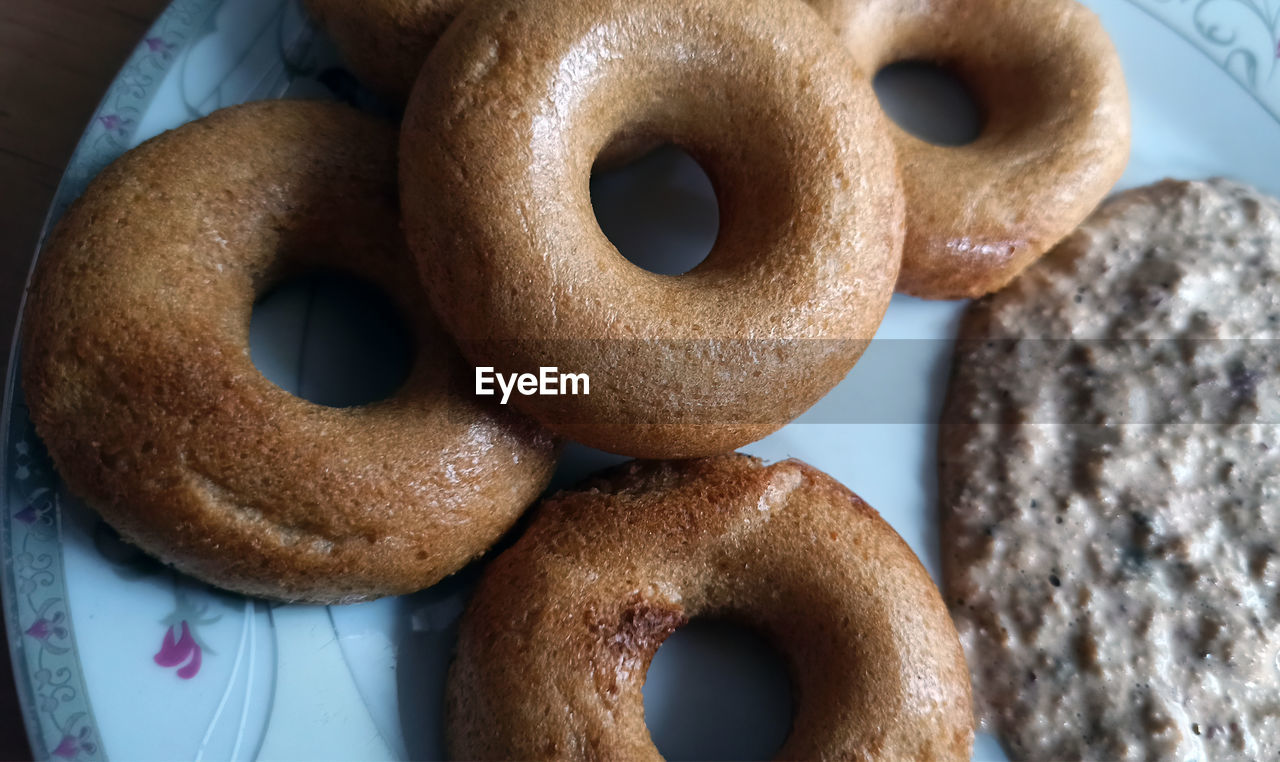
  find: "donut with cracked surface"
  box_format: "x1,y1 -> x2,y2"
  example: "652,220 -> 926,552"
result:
21,100 -> 559,604
448,454 -> 974,760
400,0 -> 904,458
808,0 -> 1131,298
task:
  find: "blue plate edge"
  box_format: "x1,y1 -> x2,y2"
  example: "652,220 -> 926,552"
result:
0,2 -> 227,759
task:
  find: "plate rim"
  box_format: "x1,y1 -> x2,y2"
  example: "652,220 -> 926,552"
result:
1,2 -> 230,758
1124,0 -> 1280,126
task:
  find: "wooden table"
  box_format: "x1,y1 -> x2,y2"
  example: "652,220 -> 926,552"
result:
0,1 -> 169,758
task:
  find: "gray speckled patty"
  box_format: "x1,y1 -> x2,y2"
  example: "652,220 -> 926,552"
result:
940,179 -> 1280,761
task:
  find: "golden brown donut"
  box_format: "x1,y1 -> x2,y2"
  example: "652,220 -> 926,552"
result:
401,0 -> 904,459
21,100 -> 559,604
302,0 -> 465,103
448,454 -> 974,760
300,0 -> 656,166
807,0 -> 1130,299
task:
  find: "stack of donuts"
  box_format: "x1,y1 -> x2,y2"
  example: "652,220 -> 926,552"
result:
20,0 -> 1129,758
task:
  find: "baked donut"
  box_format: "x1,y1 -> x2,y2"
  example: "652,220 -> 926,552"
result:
301,0 -> 657,166
448,455 -> 974,759
302,0 -> 465,103
401,0 -> 904,458
21,100 -> 559,604
807,0 -> 1130,299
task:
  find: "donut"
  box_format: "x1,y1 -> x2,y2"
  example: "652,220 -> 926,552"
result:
448,454 -> 974,759
20,100 -> 559,604
302,0 -> 465,103
807,0 -> 1130,299
299,0 -> 660,168
400,0 -> 904,458
300,0 -> 655,167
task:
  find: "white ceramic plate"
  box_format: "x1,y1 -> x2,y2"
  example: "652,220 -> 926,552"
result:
4,1 -> 1280,760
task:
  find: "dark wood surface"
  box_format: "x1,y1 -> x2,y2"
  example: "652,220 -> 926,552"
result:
0,1 -> 169,758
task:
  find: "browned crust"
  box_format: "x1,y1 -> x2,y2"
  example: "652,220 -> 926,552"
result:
812,0 -> 1131,299
306,0 -> 1127,301
302,0 -> 468,103
20,100 -> 560,603
400,0 -> 904,458
449,454 -> 973,760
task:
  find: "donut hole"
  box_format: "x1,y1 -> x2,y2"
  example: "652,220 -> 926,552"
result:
643,619 -> 792,760
873,61 -> 983,146
250,271 -> 412,407
590,144 -> 719,276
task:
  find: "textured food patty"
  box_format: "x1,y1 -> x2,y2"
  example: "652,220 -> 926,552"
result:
940,179 -> 1280,760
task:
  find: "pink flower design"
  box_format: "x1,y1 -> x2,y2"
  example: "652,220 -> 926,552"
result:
143,36 -> 176,58
13,494 -> 52,525
51,735 -> 79,759
25,611 -> 66,642
154,620 -> 202,679
51,727 -> 96,759
95,114 -> 133,135
154,585 -> 219,678
13,502 -> 39,524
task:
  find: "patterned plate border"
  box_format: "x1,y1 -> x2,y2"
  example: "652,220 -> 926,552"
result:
0,1 -> 1277,760
1125,0 -> 1280,123
0,3 -> 224,759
